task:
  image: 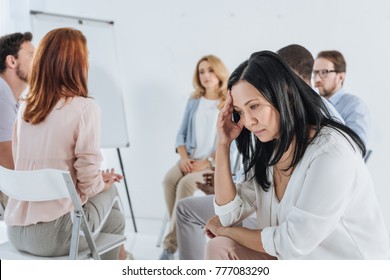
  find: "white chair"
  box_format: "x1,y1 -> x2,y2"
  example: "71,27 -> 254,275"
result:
0,166 -> 126,260
156,211 -> 169,247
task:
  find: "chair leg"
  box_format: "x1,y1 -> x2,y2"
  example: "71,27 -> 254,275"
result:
69,212 -> 82,260
0,202 -> 5,221
156,211 -> 169,247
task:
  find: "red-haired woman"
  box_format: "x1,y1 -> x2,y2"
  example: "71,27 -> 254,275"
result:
5,28 -> 128,260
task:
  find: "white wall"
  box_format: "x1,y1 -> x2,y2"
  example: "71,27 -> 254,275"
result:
4,0 -> 390,233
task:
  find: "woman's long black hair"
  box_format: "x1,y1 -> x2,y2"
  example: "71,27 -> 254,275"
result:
230,51 -> 365,191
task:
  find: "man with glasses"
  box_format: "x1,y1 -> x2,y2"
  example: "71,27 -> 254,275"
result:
313,50 -> 371,147
0,32 -> 35,208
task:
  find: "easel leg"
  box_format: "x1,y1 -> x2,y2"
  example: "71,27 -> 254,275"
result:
117,148 -> 137,232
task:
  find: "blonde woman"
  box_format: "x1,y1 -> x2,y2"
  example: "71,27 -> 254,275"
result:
160,55 -> 229,260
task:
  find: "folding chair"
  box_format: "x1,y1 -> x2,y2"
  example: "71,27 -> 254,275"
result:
0,166 -> 126,260
156,211 -> 169,247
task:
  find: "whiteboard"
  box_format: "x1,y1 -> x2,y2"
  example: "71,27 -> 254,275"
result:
30,11 -> 130,148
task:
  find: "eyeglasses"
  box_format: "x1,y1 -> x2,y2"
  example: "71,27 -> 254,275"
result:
312,69 -> 338,78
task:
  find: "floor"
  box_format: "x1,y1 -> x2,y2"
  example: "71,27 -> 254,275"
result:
1,217 -> 389,260
122,217 -> 171,260
0,217 -> 169,260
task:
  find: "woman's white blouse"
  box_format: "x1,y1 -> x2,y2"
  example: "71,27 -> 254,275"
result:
214,127 -> 389,259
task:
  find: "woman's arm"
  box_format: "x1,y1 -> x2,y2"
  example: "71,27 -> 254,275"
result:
214,91 -> 244,205
214,143 -> 236,204
177,145 -> 193,174
74,102 -> 105,198
175,99 -> 196,151
206,216 -> 266,253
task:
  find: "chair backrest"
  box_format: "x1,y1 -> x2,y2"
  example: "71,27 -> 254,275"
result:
0,166 -> 126,260
0,167 -> 71,202
0,166 -> 92,259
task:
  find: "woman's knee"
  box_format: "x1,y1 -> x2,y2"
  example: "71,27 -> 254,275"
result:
162,172 -> 175,190
206,236 -> 276,260
107,208 -> 125,235
162,164 -> 182,189
176,176 -> 197,197
205,236 -> 235,260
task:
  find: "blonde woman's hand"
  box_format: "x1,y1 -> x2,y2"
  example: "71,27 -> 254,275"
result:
217,90 -> 244,146
180,158 -> 193,174
191,159 -> 210,172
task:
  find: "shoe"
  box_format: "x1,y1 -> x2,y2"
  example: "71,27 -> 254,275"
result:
159,249 -> 174,260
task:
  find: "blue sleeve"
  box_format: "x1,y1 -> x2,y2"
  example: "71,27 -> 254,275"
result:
343,98 -> 370,147
175,99 -> 194,150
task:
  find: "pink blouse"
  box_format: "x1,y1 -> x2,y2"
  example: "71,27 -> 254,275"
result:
5,96 -> 104,226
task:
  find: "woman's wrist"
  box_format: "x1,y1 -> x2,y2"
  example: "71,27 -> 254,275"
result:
219,224 -> 231,237
216,142 -> 231,153
103,182 -> 111,192
179,152 -> 188,161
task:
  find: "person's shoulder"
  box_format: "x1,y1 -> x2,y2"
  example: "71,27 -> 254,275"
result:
185,97 -> 201,109
310,126 -> 359,157
0,78 -> 13,102
313,126 -> 344,143
340,94 -> 369,114
66,96 -> 100,114
188,97 -> 201,103
0,76 -> 9,89
339,92 -> 365,105
69,96 -> 97,106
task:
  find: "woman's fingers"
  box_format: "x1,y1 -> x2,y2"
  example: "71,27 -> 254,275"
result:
101,168 -> 124,183
220,91 -> 233,116
205,228 -> 216,239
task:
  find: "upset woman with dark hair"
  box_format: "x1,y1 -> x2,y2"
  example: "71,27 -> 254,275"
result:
5,28 -> 129,259
204,51 -> 389,260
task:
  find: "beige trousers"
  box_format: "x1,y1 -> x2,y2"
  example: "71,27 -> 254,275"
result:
205,236 -> 277,260
0,191 -> 8,207
162,162 -> 212,253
